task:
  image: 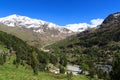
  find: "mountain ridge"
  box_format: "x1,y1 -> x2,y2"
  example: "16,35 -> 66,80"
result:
0,14 -> 103,32
0,14 -> 72,33
46,12 -> 120,77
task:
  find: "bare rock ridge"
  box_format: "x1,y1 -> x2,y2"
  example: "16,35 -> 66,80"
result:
103,12 -> 120,24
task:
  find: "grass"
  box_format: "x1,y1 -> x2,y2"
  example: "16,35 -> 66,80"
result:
0,59 -> 90,80
0,63 -> 90,80
73,75 -> 90,80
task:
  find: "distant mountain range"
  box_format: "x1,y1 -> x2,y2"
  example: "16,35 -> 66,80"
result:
0,14 -> 103,32
0,14 -> 103,48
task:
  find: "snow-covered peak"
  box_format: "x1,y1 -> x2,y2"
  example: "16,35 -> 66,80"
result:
66,19 -> 104,32
0,14 -> 103,33
66,23 -> 89,32
0,14 -> 47,28
0,14 -> 72,33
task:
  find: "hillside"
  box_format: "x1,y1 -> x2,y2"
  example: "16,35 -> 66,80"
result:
47,12 -> 120,79
0,30 -> 62,75
0,45 -> 90,80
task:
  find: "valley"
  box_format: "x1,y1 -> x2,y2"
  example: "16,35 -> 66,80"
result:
0,12 -> 120,80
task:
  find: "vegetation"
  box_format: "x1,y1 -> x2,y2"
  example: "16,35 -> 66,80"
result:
110,51 -> 120,80
47,16 -> 120,79
1,12 -> 120,80
0,31 -> 59,75
0,48 -> 89,80
67,72 -> 73,80
0,31 -> 90,80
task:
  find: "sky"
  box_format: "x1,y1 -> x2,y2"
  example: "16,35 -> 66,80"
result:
0,0 -> 120,26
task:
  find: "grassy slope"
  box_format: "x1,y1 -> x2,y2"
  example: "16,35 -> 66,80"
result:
0,44 -> 89,80
0,24 -> 38,41
0,58 -> 89,80
0,24 -> 44,48
0,24 -> 74,49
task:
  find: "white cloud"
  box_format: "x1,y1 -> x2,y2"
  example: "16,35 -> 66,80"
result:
66,18 -> 104,32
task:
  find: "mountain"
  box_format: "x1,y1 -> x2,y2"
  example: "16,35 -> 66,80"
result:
49,11 -> 120,52
0,14 -> 104,49
49,11 -> 120,60
66,19 -> 104,32
47,12 -> 120,79
0,14 -> 72,33
66,23 -> 89,32
102,12 -> 120,25
0,14 -> 103,33
0,14 -> 73,48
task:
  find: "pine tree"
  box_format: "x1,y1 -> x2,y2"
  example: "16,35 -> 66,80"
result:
31,51 -> 39,75
110,53 -> 120,80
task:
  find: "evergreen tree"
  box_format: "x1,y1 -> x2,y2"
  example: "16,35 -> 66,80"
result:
59,55 -> 67,67
0,54 -> 4,65
110,53 -> 120,80
31,51 -> 39,75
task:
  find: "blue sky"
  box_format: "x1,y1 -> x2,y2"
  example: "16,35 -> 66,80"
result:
0,0 -> 120,25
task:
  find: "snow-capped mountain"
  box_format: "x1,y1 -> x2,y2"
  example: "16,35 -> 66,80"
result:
0,14 -> 44,28
66,23 -> 89,32
66,19 -> 104,32
0,14 -> 72,33
0,14 -> 104,33
0,14 -> 104,48
103,12 -> 120,24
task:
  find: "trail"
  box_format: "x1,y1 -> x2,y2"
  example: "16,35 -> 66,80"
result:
40,42 -> 54,52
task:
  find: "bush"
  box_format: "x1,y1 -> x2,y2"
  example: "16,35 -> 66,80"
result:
59,66 -> 65,74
